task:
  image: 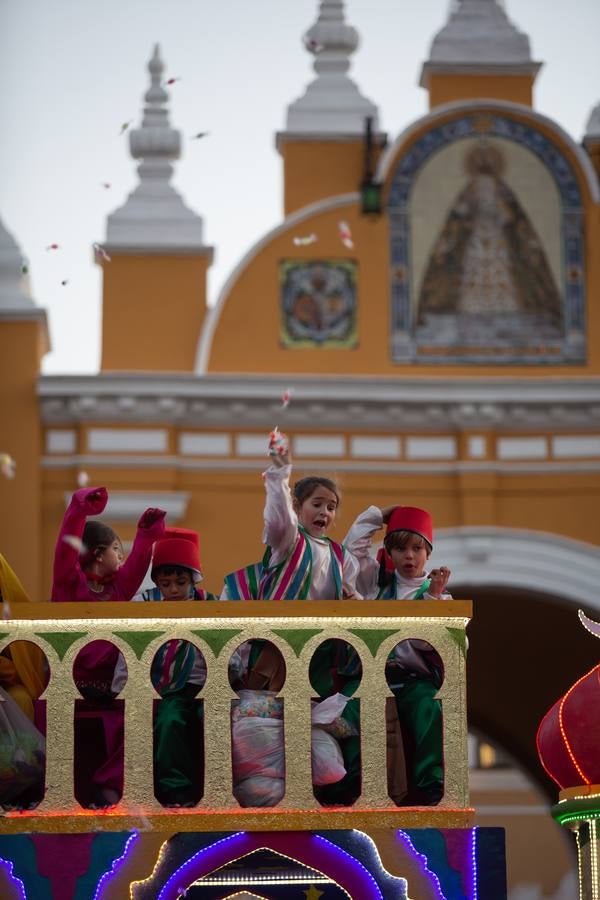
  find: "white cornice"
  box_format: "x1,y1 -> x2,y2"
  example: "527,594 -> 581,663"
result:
63,490 -> 189,522
376,99 -> 600,204
433,526 -> 600,610
38,373 -> 600,431
194,193 -> 358,373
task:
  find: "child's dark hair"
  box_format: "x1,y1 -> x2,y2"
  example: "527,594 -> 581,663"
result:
152,565 -> 194,581
293,476 -> 340,506
81,520 -> 121,568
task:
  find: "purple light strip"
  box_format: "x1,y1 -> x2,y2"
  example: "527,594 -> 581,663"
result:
0,856 -> 27,900
158,833 -> 247,900
312,834 -> 383,899
396,830 -> 446,900
94,831 -> 140,900
471,827 -> 478,900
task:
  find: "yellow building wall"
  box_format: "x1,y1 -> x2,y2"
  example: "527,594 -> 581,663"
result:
280,138 -> 385,215
0,320 -> 46,598
427,73 -> 536,108
101,253 -> 211,372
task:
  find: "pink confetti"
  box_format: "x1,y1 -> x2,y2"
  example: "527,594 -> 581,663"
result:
45,243 -> 60,251
62,534 -> 87,555
190,131 -> 210,140
268,426 -> 288,457
2,602 -> 10,620
305,37 -> 324,53
93,243 -> 111,263
165,77 -> 181,85
101,182 -> 112,190
119,121 -> 132,136
293,233 -> 317,246
77,470 -> 89,487
281,389 -> 292,408
338,220 -> 354,249
0,453 -> 16,479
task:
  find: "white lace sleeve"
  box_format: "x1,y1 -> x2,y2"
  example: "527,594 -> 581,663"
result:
262,464 -> 298,567
343,505 -> 382,599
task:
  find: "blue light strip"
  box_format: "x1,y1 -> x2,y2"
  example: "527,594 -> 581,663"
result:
0,856 -> 27,900
470,828 -> 478,900
396,830 -> 446,900
95,832 -> 139,900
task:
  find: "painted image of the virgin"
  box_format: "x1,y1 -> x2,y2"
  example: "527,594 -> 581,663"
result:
416,142 -> 562,332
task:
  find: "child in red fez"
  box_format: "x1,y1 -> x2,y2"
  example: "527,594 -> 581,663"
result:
344,504 -> 451,806
140,528 -> 215,807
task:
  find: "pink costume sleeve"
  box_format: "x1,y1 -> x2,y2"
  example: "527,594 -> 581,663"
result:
261,464 -> 298,567
51,487 -> 108,602
112,509 -> 166,601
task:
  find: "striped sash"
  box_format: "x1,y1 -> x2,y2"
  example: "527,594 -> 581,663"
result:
152,639 -> 197,694
224,561 -> 264,600
260,528 -> 345,601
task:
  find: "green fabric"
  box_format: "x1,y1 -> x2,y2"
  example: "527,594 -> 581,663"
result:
391,676 -> 443,804
153,684 -> 203,804
309,639 -> 362,806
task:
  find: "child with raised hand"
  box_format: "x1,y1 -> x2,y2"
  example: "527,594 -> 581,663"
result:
222,431 -> 362,807
344,503 -> 451,806
52,486 -> 166,602
51,486 -> 165,808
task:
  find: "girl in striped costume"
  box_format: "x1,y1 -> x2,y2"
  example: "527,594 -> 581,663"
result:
222,439 -> 363,806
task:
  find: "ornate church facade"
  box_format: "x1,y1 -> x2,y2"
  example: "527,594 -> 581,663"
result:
1,1 -> 599,897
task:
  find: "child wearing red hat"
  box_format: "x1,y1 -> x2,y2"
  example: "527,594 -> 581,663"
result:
136,528 -> 216,602
141,529 -> 215,807
344,504 -> 452,806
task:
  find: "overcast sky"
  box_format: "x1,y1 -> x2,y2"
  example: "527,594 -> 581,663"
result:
1,0 -> 599,374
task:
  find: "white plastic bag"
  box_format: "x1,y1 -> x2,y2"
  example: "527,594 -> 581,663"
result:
0,686 -> 45,804
311,727 -> 346,785
232,714 -> 285,807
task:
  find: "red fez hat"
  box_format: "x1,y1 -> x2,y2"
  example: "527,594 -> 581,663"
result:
377,506 -> 434,575
151,528 -> 201,582
386,506 -> 433,549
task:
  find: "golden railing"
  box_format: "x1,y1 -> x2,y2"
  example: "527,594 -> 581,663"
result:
0,600 -> 473,832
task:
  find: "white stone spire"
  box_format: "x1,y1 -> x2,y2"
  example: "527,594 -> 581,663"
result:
0,216 -> 35,310
584,102 -> 600,142
105,44 -> 207,251
420,0 -> 541,86
283,0 -> 380,135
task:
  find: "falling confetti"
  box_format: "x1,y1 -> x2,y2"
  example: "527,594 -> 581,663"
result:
165,76 -> 181,85
21,258 -> 29,275
0,453 -> 16,479
190,131 -> 210,140
304,37 -> 324,53
77,471 -> 89,487
61,279 -> 69,287
62,535 -> 87,555
281,389 -> 292,409
268,426 -> 288,458
93,243 -> 111,263
101,182 -> 112,190
45,243 -> 60,251
338,220 -> 354,249
293,233 -> 317,246
119,121 -> 132,136
2,602 -> 10,621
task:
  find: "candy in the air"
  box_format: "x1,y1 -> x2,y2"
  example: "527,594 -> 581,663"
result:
0,453 -> 16,479
338,220 -> 354,249
63,535 -> 87,555
293,233 -> 317,246
268,427 -> 289,457
93,243 -> 111,263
